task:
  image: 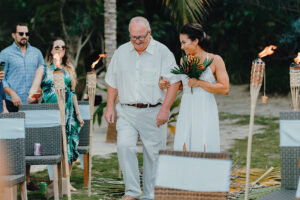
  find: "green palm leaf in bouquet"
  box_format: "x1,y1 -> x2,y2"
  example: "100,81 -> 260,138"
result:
171,52 -> 213,93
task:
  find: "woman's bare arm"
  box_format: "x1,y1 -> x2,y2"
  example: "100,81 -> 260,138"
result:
27,65 -> 44,103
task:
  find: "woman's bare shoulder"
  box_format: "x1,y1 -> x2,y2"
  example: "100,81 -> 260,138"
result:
208,53 -> 224,67
208,53 -> 223,62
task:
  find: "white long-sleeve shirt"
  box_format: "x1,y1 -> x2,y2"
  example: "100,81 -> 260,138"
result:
105,38 -> 179,105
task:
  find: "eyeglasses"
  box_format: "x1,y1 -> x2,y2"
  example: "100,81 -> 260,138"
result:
129,31 -> 149,41
17,32 -> 30,37
54,45 -> 66,50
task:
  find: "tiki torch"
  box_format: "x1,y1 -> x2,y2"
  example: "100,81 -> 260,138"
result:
87,54 -> 106,196
290,52 -> 300,111
244,45 -> 276,199
52,53 -> 71,200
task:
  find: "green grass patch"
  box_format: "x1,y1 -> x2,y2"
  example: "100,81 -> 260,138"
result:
220,112 -> 280,169
221,112 -> 281,199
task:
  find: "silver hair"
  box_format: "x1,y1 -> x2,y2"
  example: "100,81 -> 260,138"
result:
128,16 -> 151,31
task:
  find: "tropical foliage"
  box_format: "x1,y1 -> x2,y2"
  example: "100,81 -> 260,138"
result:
161,0 -> 214,30
171,54 -> 213,79
0,0 -> 299,96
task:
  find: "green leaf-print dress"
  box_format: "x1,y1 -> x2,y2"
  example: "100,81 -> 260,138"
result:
41,63 -> 81,163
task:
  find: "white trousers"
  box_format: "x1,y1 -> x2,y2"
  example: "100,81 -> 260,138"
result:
116,103 -> 167,200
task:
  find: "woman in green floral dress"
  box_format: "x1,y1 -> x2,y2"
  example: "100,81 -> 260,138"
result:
27,38 -> 84,190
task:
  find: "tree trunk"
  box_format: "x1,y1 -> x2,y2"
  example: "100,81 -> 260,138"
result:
104,0 -> 117,143
59,0 -> 93,69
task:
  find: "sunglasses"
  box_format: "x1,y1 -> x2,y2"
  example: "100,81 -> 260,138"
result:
54,45 -> 66,50
17,32 -> 30,37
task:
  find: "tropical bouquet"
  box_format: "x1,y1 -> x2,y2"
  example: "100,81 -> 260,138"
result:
171,53 -> 214,93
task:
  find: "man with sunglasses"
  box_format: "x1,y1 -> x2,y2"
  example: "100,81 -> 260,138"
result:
0,22 -> 44,191
105,16 -> 180,200
0,22 -> 44,112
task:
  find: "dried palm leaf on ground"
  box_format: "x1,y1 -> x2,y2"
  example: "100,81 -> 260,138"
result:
230,167 -> 281,196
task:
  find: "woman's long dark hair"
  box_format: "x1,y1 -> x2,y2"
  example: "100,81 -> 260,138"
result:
45,37 -> 77,88
180,23 -> 211,51
45,37 -> 70,66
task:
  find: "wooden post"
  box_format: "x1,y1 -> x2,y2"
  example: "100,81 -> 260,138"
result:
58,162 -> 63,198
52,165 -> 59,200
83,154 -> 89,187
20,182 -> 27,200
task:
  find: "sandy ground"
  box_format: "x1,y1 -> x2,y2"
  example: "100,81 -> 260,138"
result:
32,84 -> 292,172
216,84 -> 291,117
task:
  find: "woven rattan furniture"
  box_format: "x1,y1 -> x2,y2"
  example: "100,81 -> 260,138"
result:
154,150 -> 232,200
78,101 -> 91,187
256,111 -> 300,200
279,111 -> 300,190
0,112 -> 27,200
19,104 -> 62,200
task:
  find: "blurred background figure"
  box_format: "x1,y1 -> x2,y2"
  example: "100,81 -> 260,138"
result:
27,38 -> 84,191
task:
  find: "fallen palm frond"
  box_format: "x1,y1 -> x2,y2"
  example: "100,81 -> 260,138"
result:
229,167 -> 281,199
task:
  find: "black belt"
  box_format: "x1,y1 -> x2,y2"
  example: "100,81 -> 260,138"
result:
123,103 -> 161,108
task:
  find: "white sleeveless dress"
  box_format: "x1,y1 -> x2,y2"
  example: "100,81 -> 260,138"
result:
173,66 -> 220,152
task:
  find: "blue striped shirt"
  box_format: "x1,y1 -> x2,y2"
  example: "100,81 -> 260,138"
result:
0,42 -> 44,104
0,82 -> 4,112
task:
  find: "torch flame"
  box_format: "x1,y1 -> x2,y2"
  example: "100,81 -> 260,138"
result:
53,53 -> 61,67
294,52 -> 300,64
91,54 -> 107,69
53,52 -> 64,68
258,45 -> 277,58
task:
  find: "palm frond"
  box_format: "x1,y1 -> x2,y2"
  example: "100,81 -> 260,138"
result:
162,0 -> 215,29
93,102 -> 107,125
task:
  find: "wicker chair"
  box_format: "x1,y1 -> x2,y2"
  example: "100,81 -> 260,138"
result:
78,101 -> 91,187
19,104 -> 63,200
0,112 -> 27,200
154,150 -> 232,200
279,111 -> 300,190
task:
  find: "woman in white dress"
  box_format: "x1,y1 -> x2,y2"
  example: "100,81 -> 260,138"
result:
160,23 -> 229,152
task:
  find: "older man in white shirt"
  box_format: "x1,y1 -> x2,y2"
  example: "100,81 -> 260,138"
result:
105,16 -> 180,200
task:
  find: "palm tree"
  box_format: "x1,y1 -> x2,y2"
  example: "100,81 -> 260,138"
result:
104,0 -> 117,66
104,0 -> 118,142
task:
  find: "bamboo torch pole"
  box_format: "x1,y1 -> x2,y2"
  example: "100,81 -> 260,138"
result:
53,54 -> 71,200
87,71 -> 96,196
244,45 -> 276,199
244,58 -> 265,199
87,54 -> 106,196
